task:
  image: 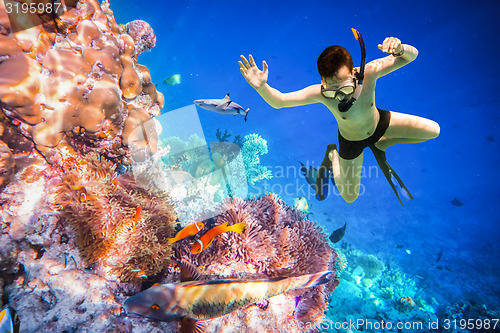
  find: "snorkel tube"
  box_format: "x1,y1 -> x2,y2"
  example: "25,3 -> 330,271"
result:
351,28 -> 365,84
338,28 -> 366,112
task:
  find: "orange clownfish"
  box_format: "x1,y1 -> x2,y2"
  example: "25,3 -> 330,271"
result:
191,222 -> 246,254
133,205 -> 142,222
168,222 -> 204,244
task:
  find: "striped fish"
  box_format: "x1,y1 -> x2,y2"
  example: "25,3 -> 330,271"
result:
124,268 -> 333,323
0,306 -> 20,333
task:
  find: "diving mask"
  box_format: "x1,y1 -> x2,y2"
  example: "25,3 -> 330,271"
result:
323,28 -> 366,113
321,77 -> 356,101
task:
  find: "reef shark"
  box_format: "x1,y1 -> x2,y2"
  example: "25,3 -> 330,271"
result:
194,94 -> 250,121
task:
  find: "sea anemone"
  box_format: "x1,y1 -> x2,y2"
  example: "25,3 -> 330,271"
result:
55,152 -> 177,282
174,193 -> 339,332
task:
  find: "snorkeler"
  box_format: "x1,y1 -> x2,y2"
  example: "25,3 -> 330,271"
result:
239,29 -> 440,204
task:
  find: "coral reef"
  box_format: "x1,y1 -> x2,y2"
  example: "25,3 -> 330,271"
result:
0,1 -> 177,331
0,0 -> 163,165
438,301 -> 500,333
0,152 -> 129,332
324,242 -> 439,332
173,193 -> 339,332
159,132 -> 272,197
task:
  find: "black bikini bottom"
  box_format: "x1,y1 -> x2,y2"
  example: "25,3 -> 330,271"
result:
338,108 -> 391,160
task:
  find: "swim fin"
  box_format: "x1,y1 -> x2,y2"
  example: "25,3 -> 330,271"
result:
300,144 -> 337,201
368,145 -> 413,205
316,143 -> 337,200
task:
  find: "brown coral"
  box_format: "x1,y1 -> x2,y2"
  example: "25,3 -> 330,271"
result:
0,0 -> 163,165
174,193 -> 339,332
55,152 -> 177,282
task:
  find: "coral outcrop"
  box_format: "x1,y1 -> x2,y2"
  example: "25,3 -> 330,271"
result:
173,193 -> 339,332
0,0 -> 163,164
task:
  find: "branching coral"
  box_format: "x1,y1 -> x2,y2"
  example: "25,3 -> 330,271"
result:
173,193 -> 339,332
0,0 -> 163,165
54,152 -> 177,282
215,128 -> 231,142
241,133 -> 273,185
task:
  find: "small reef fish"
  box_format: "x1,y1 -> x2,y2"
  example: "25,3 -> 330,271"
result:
133,205 -> 142,222
329,222 -> 347,243
163,74 -> 181,85
168,222 -> 204,244
0,306 -> 20,333
194,93 -> 250,121
293,196 -> 311,216
451,197 -> 463,207
399,296 -> 416,307
435,249 -> 443,264
124,260 -> 333,327
435,265 -> 453,272
191,222 -> 245,254
299,162 -> 318,194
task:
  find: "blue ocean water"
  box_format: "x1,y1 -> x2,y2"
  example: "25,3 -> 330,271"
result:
113,0 -> 499,329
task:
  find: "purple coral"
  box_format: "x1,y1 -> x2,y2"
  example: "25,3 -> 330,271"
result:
125,20 -> 156,55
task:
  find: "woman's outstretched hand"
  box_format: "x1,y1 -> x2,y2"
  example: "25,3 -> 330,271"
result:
239,54 -> 268,90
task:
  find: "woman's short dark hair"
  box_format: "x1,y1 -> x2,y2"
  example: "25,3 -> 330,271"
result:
317,45 -> 353,78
